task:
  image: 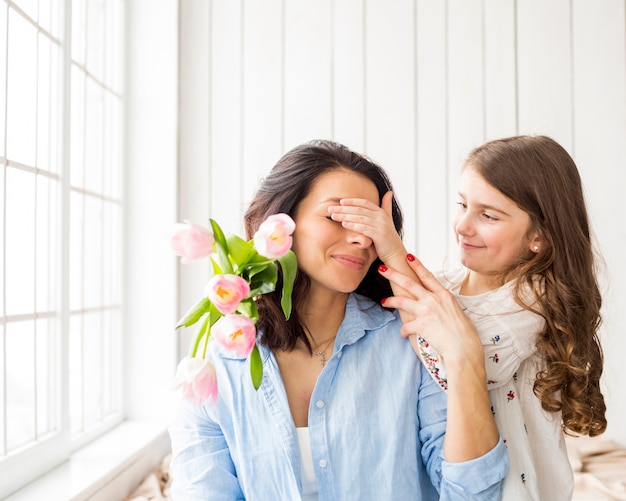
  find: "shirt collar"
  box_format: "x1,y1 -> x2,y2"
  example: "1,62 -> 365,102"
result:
257,293 -> 397,363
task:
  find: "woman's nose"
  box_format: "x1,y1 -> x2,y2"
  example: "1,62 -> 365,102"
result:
346,229 -> 373,248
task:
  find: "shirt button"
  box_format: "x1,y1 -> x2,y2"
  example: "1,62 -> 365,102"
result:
319,459 -> 327,468
336,351 -> 342,358
316,400 -> 324,408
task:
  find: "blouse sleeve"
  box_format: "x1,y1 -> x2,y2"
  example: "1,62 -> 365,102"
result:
417,364 -> 508,500
168,401 -> 245,501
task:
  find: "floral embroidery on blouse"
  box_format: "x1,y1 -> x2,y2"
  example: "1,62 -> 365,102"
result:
416,336 -> 448,390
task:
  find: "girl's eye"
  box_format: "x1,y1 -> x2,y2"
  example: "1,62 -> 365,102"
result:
456,201 -> 467,209
483,213 -> 497,221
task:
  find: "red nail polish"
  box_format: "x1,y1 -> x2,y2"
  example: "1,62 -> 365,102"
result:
381,298 -> 386,305
378,264 -> 388,272
407,253 -> 415,262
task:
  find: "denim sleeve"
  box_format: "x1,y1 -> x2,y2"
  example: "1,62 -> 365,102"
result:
168,402 -> 245,501
418,364 -> 508,500
439,439 -> 507,500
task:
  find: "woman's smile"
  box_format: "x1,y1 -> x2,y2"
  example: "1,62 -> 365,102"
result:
331,253 -> 367,270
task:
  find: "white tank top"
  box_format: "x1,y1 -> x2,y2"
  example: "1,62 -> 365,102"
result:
296,427 -> 319,500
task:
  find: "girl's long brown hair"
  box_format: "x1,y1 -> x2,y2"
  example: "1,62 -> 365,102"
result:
243,140 -> 403,354
466,135 -> 606,436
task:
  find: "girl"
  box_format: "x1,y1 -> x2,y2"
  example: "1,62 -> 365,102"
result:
168,140 -> 507,500
330,135 -> 607,501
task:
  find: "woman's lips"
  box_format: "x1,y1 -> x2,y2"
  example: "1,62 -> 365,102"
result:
332,254 -> 366,270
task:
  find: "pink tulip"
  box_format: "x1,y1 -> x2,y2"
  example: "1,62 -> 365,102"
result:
212,314 -> 257,358
253,213 -> 296,259
173,356 -> 218,406
170,221 -> 215,264
204,274 -> 251,314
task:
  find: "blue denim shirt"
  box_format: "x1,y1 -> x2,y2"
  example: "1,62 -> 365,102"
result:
169,293 -> 507,500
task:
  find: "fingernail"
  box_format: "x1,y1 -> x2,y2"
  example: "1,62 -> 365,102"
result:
407,253 -> 415,262
378,264 -> 388,272
381,298 -> 386,305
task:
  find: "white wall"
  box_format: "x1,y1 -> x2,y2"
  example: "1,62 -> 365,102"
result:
178,0 -> 626,445
125,0 -> 179,421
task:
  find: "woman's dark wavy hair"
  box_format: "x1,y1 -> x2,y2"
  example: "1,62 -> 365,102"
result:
465,135 -> 606,437
244,139 -> 403,353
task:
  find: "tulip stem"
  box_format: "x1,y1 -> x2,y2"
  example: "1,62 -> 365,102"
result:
202,321 -> 211,358
190,314 -> 211,357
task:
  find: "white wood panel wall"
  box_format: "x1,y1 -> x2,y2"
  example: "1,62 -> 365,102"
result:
178,0 -> 626,445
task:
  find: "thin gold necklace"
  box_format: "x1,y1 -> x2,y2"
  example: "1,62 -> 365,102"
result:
312,336 -> 335,367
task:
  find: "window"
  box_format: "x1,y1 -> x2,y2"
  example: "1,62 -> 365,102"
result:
0,0 -> 124,497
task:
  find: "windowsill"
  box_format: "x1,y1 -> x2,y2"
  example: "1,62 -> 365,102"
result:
5,421 -> 171,501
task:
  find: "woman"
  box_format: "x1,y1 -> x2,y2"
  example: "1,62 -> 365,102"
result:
169,140 -> 507,500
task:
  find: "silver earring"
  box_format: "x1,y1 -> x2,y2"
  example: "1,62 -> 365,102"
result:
533,245 -> 540,252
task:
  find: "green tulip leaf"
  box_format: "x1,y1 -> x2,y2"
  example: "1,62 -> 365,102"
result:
176,297 -> 212,329
278,250 -> 297,319
249,344 -> 263,390
226,234 -> 255,270
210,219 -> 233,274
248,264 -> 278,296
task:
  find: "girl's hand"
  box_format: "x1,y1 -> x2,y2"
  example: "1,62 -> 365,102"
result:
328,191 -> 406,265
379,255 -> 482,365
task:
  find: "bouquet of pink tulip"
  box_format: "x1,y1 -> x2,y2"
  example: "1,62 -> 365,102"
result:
169,214 -> 297,405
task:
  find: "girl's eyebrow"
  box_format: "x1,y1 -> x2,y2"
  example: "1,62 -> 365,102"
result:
458,191 -> 511,216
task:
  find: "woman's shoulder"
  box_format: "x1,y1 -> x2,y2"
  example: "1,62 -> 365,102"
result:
348,293 -> 400,329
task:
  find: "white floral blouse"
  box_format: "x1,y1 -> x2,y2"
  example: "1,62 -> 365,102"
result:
415,268 -> 574,501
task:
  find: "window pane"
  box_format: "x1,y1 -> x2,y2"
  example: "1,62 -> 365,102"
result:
69,191 -> 84,311
103,93 -> 123,199
5,167 -> 35,316
0,324 -> 4,455
36,175 -> 58,313
101,309 -> 121,415
0,164 -> 4,317
86,0 -> 105,81
0,4 -> 7,157
38,0 -> 62,40
37,35 -> 61,174
6,9 -> 37,166
84,77 -> 103,194
103,0 -> 124,91
102,201 -> 121,305
69,313 -> 83,435
83,195 -> 102,309
36,316 -> 59,437
70,67 -> 85,188
83,311 -> 102,429
72,0 -> 86,65
6,319 -> 36,452
12,0 -> 38,21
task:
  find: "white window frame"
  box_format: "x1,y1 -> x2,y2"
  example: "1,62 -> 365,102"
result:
0,1 -> 178,498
